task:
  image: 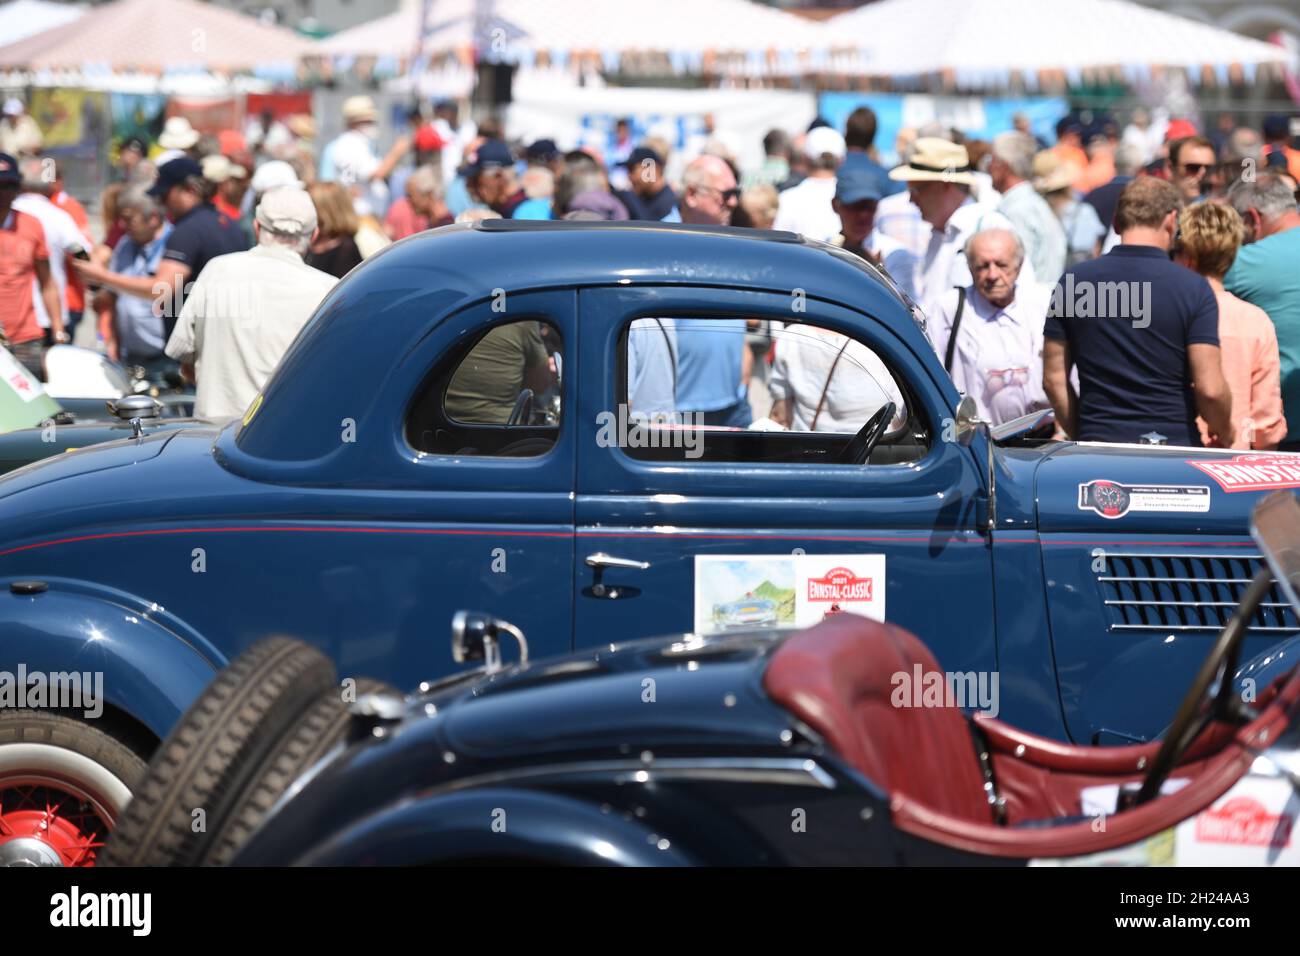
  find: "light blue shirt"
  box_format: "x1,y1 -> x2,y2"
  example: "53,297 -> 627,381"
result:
109,223 -> 172,360
627,318 -> 677,417
998,181 -> 1067,284
674,318 -> 746,412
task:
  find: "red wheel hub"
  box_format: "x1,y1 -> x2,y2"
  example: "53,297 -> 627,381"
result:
0,783 -> 109,867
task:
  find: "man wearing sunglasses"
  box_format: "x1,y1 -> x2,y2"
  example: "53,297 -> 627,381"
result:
1168,135 -> 1218,204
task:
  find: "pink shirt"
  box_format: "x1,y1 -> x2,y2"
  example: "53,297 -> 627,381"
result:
383,197 -> 431,241
1198,285 -> 1287,449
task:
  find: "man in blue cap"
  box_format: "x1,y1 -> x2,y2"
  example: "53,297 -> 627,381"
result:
831,166 -> 918,302
466,139 -> 526,218
616,146 -> 678,222
73,156 -> 247,338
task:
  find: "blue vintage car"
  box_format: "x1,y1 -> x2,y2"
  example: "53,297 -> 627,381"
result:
1,219 -> 1297,864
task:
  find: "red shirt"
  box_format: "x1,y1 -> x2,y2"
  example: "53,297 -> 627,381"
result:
383,197 -> 431,241
214,196 -> 242,223
0,209 -> 50,344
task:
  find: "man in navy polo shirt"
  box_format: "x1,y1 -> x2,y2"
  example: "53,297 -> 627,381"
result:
81,157 -> 248,341
1043,177 -> 1235,447
149,157 -> 248,335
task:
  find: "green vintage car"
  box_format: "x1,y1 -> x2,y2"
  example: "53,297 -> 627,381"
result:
0,345 -> 196,475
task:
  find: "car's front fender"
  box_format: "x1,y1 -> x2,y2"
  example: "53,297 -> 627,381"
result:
239,787 -> 699,867
1236,635 -> 1300,703
0,576 -> 221,738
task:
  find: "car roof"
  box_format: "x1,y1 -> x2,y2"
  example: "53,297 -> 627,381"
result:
357,219 -> 913,312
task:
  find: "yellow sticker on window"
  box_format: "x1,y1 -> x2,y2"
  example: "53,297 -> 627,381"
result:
242,393 -> 264,427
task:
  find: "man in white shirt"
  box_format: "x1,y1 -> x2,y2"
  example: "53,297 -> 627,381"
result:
889,137 -> 1036,322
165,187 -> 338,421
13,158 -> 91,344
772,126 -> 846,243
769,323 -> 907,433
830,167 -> 919,303
990,131 -> 1067,283
926,228 -> 1051,426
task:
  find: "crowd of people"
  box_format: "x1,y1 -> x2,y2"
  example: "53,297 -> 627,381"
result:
0,88 -> 1298,450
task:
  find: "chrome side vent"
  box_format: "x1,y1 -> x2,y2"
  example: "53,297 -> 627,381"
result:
1095,552 -> 1300,633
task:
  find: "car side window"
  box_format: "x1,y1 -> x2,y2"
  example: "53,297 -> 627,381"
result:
407,319 -> 562,457
619,317 -> 926,465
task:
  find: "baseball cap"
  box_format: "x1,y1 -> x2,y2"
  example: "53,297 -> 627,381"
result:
464,139 -> 514,176
0,152 -> 19,185
1263,114 -> 1292,141
525,138 -> 560,163
148,156 -> 204,198
3,99 -> 23,117
622,145 -> 665,170
805,126 -> 847,163
834,167 -> 883,205
1164,118 -> 1198,142
255,186 -> 317,234
250,159 -> 302,194
413,124 -> 449,152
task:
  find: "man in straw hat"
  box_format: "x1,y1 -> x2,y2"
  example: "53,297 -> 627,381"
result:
889,137 -> 1035,321
319,95 -> 410,220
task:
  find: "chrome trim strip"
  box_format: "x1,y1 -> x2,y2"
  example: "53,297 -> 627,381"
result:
1100,576 -> 1258,585
1097,552 -> 1263,560
1110,624 -> 1299,632
1104,599 -> 1292,608
415,756 -> 838,799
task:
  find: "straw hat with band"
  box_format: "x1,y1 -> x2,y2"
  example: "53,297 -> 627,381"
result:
889,138 -> 976,186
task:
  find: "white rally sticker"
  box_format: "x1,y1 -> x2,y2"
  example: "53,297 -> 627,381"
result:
1174,776 -> 1299,865
693,554 -> 885,635
1077,480 -> 1210,519
794,554 -> 886,627
0,348 -> 47,403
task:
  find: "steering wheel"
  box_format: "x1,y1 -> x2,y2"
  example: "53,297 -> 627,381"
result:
838,402 -> 896,465
1132,567 -> 1269,805
506,388 -> 534,427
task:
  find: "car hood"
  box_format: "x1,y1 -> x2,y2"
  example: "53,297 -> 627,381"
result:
1034,442 -> 1300,534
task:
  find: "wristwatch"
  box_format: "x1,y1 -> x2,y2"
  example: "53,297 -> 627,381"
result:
53,331 -> 71,344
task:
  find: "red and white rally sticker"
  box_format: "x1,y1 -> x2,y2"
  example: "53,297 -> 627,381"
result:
1187,454 -> 1300,492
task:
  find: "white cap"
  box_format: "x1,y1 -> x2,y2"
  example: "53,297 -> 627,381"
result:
3,98 -> 22,117
255,186 -> 317,234
804,126 -> 846,162
250,159 -> 302,194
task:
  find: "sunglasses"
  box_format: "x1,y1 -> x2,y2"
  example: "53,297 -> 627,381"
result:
697,184 -> 741,203
1177,163 -> 1211,175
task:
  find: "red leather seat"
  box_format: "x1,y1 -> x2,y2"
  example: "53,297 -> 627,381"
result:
763,613 -> 991,823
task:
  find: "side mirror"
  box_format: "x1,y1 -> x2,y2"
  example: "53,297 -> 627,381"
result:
954,395 -> 983,447
451,610 -> 529,675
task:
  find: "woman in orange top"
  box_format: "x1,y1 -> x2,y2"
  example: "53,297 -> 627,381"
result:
1177,202 -> 1287,449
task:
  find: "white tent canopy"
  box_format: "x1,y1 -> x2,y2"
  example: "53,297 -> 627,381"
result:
832,0 -> 1289,87
313,0 -> 842,75
0,0 -> 85,47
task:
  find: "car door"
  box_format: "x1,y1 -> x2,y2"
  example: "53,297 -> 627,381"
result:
572,284 -> 997,686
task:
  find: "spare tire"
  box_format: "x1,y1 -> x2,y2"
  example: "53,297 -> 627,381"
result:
100,637 -> 335,867
199,677 -> 396,866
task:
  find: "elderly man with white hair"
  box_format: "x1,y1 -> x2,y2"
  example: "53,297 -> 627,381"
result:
927,228 -> 1051,426
989,131 -> 1066,283
165,187 -> 338,421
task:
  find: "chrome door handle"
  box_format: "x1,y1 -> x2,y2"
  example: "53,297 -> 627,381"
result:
585,553 -> 651,571
584,553 -> 650,599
